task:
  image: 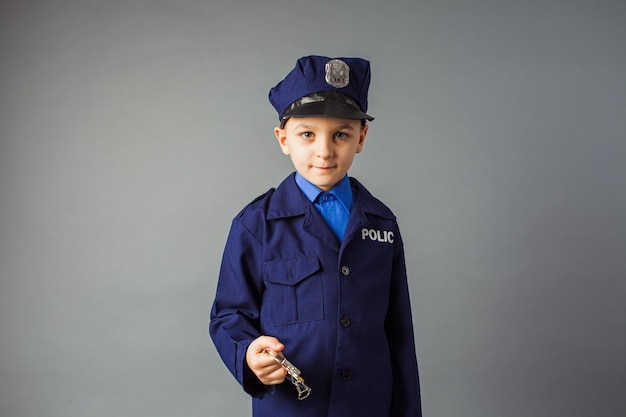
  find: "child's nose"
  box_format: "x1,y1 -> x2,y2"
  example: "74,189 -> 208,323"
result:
315,136 -> 333,158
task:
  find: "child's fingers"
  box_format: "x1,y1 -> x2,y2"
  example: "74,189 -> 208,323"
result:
248,351 -> 288,385
249,335 -> 284,354
257,364 -> 288,385
246,335 -> 288,384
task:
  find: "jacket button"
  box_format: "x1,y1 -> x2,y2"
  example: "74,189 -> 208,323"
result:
341,370 -> 352,381
341,265 -> 350,276
341,317 -> 351,327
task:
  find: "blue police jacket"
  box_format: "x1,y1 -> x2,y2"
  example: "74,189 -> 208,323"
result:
210,173 -> 422,417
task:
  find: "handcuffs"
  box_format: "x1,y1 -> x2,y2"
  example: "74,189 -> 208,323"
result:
261,349 -> 312,400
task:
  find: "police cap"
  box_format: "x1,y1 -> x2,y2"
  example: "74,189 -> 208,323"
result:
269,55 -> 374,127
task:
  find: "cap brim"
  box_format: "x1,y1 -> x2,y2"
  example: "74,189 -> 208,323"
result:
282,101 -> 374,123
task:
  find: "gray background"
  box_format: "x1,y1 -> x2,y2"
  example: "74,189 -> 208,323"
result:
1,0 -> 624,416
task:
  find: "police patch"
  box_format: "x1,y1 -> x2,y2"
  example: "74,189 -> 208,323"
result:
361,228 -> 394,244
325,59 -> 350,88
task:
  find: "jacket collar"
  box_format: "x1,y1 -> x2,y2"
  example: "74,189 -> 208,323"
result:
267,172 -> 395,221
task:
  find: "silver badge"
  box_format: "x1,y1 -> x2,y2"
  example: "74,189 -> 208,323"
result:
325,59 -> 349,88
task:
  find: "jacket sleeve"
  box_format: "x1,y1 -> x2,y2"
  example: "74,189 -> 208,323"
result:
209,216 -> 273,398
385,226 -> 423,416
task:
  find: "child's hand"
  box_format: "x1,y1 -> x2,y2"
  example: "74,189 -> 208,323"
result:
246,336 -> 288,385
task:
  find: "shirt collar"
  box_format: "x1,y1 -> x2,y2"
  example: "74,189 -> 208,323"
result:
295,172 -> 353,212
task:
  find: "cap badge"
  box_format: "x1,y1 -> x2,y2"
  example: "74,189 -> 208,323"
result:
325,59 -> 350,88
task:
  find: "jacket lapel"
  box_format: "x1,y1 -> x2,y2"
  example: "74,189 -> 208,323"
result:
267,173 -> 340,252
266,174 -> 395,252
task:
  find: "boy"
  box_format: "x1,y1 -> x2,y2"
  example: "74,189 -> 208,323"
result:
209,55 -> 422,417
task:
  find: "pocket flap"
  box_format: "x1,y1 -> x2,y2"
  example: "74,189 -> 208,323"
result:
264,256 -> 320,286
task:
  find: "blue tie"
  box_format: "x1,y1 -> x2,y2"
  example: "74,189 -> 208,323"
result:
316,193 -> 350,241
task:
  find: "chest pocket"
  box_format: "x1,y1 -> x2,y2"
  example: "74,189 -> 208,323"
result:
263,256 -> 323,326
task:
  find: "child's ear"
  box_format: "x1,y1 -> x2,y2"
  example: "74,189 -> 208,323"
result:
274,127 -> 290,155
356,124 -> 368,154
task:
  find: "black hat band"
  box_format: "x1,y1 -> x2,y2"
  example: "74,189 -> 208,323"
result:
281,91 -> 374,127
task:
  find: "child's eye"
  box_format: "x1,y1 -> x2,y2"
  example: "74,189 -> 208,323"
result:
300,132 -> 314,139
334,132 -> 348,140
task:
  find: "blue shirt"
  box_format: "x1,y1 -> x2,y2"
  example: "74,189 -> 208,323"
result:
295,172 -> 352,241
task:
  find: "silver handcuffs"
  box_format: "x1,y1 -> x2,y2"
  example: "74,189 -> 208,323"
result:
261,349 -> 312,400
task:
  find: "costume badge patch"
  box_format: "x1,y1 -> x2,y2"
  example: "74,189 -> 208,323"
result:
361,228 -> 394,244
325,59 -> 350,88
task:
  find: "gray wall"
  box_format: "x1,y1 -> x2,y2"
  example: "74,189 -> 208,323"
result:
1,1 -> 625,416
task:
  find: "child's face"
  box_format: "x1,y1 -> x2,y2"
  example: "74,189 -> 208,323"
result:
275,116 -> 367,192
